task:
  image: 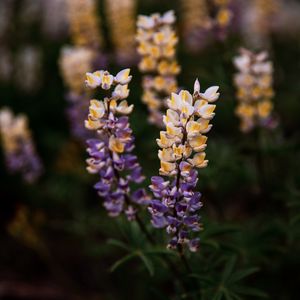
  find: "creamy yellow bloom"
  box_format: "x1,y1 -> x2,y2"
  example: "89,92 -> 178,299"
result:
233,49 -> 276,132
109,136 -> 125,153
137,11 -> 179,127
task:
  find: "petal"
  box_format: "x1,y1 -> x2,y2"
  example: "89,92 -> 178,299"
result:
115,68 -> 132,84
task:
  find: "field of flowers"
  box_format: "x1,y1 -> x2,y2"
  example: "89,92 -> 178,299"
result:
0,0 -> 300,299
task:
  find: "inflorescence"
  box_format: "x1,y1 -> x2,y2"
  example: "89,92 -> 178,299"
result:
148,80 -> 220,251
0,108 -> 43,183
233,48 -> 276,132
105,0 -> 136,65
137,10 -> 180,127
85,69 -> 149,220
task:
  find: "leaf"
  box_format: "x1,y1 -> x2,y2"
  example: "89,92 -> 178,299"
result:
137,252 -> 155,276
110,252 -> 137,273
221,256 -> 237,283
233,286 -> 268,298
145,249 -> 177,256
228,267 -> 259,284
212,292 -> 223,300
107,238 -> 131,251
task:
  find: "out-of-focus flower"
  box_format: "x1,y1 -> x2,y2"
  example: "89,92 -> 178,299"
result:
233,48 -> 277,132
0,0 -> 14,40
137,11 -> 180,127
0,108 -> 43,183
0,47 -> 13,82
7,205 -> 45,251
85,69 -> 149,220
60,47 -> 95,94
105,0 -> 137,65
240,0 -> 280,48
213,0 -> 233,40
15,46 -> 43,93
180,0 -> 213,52
66,0 -> 103,49
148,80 -> 220,251
41,0 -> 68,40
59,47 -> 96,141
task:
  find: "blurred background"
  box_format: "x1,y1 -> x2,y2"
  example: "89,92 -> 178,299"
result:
0,0 -> 300,299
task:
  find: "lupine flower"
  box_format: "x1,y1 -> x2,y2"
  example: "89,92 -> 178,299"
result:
136,11 -> 180,127
0,108 -> 43,183
7,205 -> 45,250
240,0 -> 280,48
41,0 -> 69,40
148,80 -> 220,251
233,48 -> 277,132
213,0 -> 233,40
15,46 -> 42,94
59,46 -> 96,141
180,0 -> 213,52
105,0 -> 137,65
85,69 -> 150,220
65,0 -> 103,49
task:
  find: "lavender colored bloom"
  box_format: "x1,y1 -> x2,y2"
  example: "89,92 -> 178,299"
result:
0,108 -> 43,183
148,81 -> 220,252
85,69 -> 148,220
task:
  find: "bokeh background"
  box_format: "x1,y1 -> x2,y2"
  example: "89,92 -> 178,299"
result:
0,0 -> 300,299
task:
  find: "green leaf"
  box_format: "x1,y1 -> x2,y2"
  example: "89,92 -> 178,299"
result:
228,267 -> 259,284
137,252 -> 155,276
212,292 -> 223,300
110,252 -> 137,273
233,286 -> 268,298
145,249 -> 177,256
221,256 -> 237,283
107,238 -> 131,251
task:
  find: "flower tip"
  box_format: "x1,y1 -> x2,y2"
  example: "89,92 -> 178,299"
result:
194,78 -> 200,93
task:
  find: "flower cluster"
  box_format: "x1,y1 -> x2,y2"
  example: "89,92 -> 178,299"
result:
0,108 -> 43,183
240,0 -> 280,48
213,0 -> 233,40
136,11 -> 180,127
233,48 -> 276,132
59,46 -> 95,140
105,0 -> 136,65
148,80 -> 220,251
180,0 -> 213,52
66,0 -> 103,49
7,205 -> 45,251
85,69 -> 149,220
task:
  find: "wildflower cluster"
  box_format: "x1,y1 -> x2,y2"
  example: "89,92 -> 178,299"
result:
180,0 -> 212,52
213,0 -> 233,40
137,11 -> 180,127
85,69 -> 149,220
148,80 -> 220,251
66,0 -> 103,49
59,47 -> 95,140
105,0 -> 136,65
233,49 -> 276,132
0,108 -> 43,183
7,205 -> 45,250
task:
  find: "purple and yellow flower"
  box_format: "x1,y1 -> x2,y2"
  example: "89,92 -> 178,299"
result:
105,0 -> 136,65
85,68 -> 149,220
136,11 -> 180,127
180,0 -> 213,52
66,0 -> 103,49
233,48 -> 277,132
0,108 -> 43,183
148,80 -> 220,251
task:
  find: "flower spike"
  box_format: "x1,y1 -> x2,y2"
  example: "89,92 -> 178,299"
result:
85,69 -> 149,220
148,80 -> 220,252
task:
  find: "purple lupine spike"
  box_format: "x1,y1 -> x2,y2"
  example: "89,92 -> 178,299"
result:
148,80 -> 220,252
84,69 -> 149,220
0,108 -> 43,183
